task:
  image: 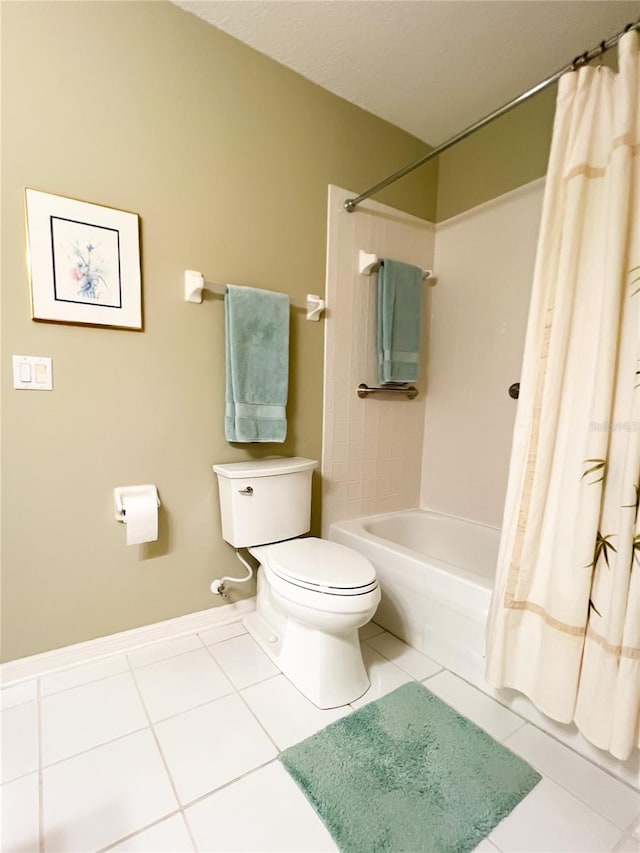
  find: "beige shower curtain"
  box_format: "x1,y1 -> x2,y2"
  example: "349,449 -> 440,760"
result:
486,30 -> 640,760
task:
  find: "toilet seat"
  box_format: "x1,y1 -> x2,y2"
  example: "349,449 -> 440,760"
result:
250,537 -> 378,596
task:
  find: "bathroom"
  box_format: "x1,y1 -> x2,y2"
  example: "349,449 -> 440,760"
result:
2,1 -> 639,851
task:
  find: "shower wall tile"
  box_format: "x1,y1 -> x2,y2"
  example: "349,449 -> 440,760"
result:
322,185 -> 435,535
420,179 -> 544,526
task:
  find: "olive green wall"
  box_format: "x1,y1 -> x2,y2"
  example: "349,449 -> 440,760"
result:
1,1 -> 437,662
435,47 -> 624,222
435,86 -> 557,222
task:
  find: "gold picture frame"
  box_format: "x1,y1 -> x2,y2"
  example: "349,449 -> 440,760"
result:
25,188 -> 142,330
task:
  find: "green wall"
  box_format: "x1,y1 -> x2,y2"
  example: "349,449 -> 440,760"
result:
435,86 -> 556,222
1,0 -> 437,662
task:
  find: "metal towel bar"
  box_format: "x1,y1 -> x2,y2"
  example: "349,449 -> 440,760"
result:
357,383 -> 418,400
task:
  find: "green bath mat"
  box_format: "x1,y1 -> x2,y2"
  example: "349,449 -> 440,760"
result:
280,681 -> 540,853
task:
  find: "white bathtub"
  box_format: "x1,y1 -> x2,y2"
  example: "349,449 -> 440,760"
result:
330,509 -> 500,678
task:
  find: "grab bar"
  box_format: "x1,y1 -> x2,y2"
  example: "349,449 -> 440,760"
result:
357,383 -> 418,400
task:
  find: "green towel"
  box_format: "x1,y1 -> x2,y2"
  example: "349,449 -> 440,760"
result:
225,284 -> 289,443
377,258 -> 423,384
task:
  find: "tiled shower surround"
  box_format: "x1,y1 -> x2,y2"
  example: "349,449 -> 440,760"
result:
321,185 -> 435,535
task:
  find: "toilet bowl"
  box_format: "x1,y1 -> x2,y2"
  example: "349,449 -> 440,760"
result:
246,537 -> 380,708
212,458 -> 380,709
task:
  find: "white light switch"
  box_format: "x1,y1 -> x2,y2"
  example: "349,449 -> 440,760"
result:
12,355 -> 53,391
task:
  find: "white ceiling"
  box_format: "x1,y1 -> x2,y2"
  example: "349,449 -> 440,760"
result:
175,0 -> 639,145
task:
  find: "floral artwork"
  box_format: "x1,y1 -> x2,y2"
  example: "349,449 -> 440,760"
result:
25,189 -> 141,329
50,217 -> 122,308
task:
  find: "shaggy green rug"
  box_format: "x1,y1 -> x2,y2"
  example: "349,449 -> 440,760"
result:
280,681 -> 540,853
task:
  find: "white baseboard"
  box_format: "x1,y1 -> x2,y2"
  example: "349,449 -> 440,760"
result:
0,598 -> 256,686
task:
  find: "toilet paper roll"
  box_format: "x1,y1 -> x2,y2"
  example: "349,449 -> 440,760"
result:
123,492 -> 158,545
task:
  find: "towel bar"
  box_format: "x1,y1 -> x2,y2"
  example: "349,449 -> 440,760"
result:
358,251 -> 434,282
183,270 -> 325,321
357,383 -> 419,400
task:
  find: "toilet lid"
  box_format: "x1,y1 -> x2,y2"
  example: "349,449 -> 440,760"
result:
257,537 -> 378,594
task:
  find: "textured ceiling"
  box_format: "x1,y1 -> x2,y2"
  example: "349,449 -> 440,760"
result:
174,0 -> 639,145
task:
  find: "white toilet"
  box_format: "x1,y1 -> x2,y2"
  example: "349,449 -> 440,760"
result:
213,457 -> 380,709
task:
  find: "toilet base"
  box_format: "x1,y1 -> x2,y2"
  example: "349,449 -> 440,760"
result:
243,609 -> 371,709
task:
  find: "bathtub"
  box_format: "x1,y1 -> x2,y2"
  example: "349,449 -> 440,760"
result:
330,509 -> 500,678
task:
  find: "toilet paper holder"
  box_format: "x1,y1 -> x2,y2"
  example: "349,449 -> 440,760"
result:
114,485 -> 161,522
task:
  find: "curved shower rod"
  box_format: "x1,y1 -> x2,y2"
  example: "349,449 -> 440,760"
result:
344,18 -> 640,214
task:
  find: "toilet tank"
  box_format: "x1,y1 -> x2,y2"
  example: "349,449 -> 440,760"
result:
213,457 -> 317,548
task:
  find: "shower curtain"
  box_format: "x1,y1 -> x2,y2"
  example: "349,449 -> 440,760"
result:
486,30 -> 640,760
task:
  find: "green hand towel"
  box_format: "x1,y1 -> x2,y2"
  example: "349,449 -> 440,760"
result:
377,258 -> 423,384
225,284 -> 289,443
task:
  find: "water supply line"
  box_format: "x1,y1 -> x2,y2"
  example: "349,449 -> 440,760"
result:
210,549 -> 255,600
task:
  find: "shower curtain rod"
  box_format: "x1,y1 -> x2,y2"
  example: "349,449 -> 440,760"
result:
344,18 -> 640,213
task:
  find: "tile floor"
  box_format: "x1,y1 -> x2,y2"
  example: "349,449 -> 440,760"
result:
1,619 -> 639,853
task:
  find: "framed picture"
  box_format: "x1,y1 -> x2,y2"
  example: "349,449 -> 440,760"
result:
25,188 -> 142,330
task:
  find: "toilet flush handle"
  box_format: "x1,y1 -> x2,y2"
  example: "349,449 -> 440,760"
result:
238,486 -> 253,495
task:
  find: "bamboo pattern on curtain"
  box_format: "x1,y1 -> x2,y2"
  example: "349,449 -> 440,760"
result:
486,30 -> 640,760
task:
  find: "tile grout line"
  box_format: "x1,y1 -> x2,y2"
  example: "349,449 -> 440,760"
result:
623,812 -> 640,835
496,737 -> 632,836
99,635 -> 283,852
98,755 -> 281,851
363,634 -> 444,681
38,661 -> 131,699
96,808 -> 183,853
99,746 -> 280,848
2,623 -> 249,700
143,689 -> 237,727
125,655 -> 200,853
200,641 -> 283,755
211,668 -> 282,695
419,651 -> 640,796
37,677 -> 44,853
501,716 -> 640,796
39,724 -> 151,772
180,757 -> 279,812
32,645 -> 281,776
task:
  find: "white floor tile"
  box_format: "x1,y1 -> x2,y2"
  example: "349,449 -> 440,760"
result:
472,840 -> 501,852
110,814 -> 194,852
0,681 -> 37,711
359,621 -> 385,641
40,655 -> 129,696
615,836 -> 640,852
41,671 -> 147,766
241,674 -> 349,750
154,693 -> 277,805
43,729 -> 177,852
489,777 -> 623,852
365,631 -> 443,680
504,724 -> 640,830
0,773 -> 39,853
208,634 -> 279,689
133,648 -> 233,722
424,670 -> 525,741
198,621 -> 247,646
186,761 -> 338,852
500,690 -> 640,790
349,645 -> 413,710
127,634 -> 203,669
0,702 -> 38,783
633,817 -> 640,840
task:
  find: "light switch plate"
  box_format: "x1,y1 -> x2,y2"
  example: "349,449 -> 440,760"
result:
12,355 -> 53,390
